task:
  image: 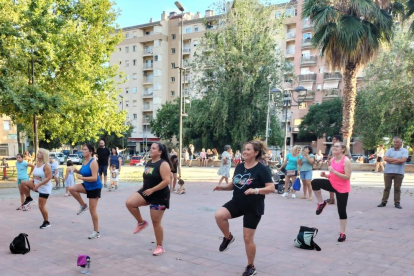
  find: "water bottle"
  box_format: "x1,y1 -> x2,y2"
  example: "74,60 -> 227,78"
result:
80,257 -> 90,275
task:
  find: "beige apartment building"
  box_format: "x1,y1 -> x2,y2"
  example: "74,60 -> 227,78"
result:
112,0 -> 363,154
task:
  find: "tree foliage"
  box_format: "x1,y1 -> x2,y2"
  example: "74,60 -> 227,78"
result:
298,99 -> 343,139
0,0 -> 127,145
354,29 -> 414,149
150,99 -> 179,142
191,0 -> 288,148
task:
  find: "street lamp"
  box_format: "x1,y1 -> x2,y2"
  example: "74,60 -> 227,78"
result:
265,87 -> 282,146
119,95 -> 124,149
175,1 -> 185,175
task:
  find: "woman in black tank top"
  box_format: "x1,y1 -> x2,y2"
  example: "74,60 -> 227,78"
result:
125,143 -> 172,256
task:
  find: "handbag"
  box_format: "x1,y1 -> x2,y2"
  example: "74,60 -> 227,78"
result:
293,178 -> 301,191
10,233 -> 30,254
294,226 -> 321,251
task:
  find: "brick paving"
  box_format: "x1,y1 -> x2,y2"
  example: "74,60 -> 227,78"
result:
0,173 -> 414,276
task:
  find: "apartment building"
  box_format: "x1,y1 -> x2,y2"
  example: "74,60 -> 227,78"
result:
111,10 -> 218,152
112,1 -> 363,154
0,116 -> 19,157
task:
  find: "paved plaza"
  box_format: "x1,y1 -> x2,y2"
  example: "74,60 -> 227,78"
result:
0,168 -> 414,276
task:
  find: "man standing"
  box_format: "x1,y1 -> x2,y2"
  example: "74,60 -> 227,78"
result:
377,137 -> 408,209
327,135 -> 352,204
97,140 -> 111,188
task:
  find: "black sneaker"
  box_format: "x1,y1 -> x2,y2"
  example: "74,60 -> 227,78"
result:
22,197 -> 34,207
40,221 -> 51,229
377,202 -> 386,207
242,265 -> 257,276
338,233 -> 346,242
316,200 -> 328,215
219,233 -> 235,252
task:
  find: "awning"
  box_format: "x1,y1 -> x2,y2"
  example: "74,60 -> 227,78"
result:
128,138 -> 160,142
298,82 -> 314,91
323,80 -> 340,89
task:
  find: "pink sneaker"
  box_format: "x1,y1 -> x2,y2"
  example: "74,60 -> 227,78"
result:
153,245 -> 165,256
133,220 -> 148,234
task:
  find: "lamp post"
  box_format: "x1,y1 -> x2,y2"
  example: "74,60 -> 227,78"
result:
119,95 -> 124,149
28,59 -> 40,159
175,1 -> 185,175
266,87 -> 282,146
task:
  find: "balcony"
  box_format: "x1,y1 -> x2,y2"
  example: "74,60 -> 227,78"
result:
143,48 -> 153,56
183,48 -> 191,55
143,63 -> 153,71
302,20 -> 313,31
298,74 -> 317,82
281,115 -> 292,122
142,90 -> 153,98
143,105 -> 153,112
143,77 -> 153,85
324,72 -> 342,80
286,32 -> 296,41
300,55 -> 317,66
301,38 -> 312,49
184,76 -> 190,83
143,116 -> 153,125
297,91 -> 315,101
286,48 -> 295,57
323,89 -> 341,99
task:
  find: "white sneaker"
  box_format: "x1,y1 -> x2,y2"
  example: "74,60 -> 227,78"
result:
88,231 -> 101,239
292,194 -> 296,199
281,192 -> 288,197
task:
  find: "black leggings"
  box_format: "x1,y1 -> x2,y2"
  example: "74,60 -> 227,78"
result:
311,179 -> 349,220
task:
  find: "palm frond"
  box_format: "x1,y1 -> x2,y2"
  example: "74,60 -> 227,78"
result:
404,0 -> 414,19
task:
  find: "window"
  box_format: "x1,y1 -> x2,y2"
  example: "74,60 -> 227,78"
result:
133,114 -> 137,119
303,32 -> 312,40
133,59 -> 137,66
125,46 -> 129,53
133,73 -> 137,80
133,100 -> 137,106
317,83 -> 322,90
171,77 -> 175,82
170,91 -> 175,96
126,114 -> 129,119
3,120 -> 10,131
299,103 -> 307,109
132,87 -> 137,93
171,63 -> 176,68
275,11 -> 281,18
172,34 -> 176,39
185,28 -> 191,33
133,45 -> 137,52
125,60 -> 129,67
125,75 -> 130,80
154,55 -> 162,61
119,61 -> 122,65
133,31 -> 137,38
125,87 -> 129,94
300,67 -> 310,74
193,40 -> 199,47
294,119 -> 303,126
171,48 -> 176,54
125,33 -> 129,38
194,26 -> 199,32
125,101 -> 129,107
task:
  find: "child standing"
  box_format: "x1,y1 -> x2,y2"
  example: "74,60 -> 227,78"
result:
64,160 -> 75,196
109,164 -> 119,191
16,153 -> 35,210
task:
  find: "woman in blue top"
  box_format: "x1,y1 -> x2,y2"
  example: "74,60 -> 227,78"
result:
279,145 -> 302,198
15,153 -> 35,210
298,146 -> 315,201
69,144 -> 103,239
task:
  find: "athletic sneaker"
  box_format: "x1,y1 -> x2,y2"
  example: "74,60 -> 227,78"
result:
338,233 -> 346,242
16,205 -> 23,210
281,192 -> 288,197
219,233 -> 235,252
22,205 -> 31,211
133,220 -> 148,234
316,200 -> 328,215
40,221 -> 51,229
153,245 -> 165,256
88,231 -> 101,239
291,194 -> 296,199
22,197 -> 34,207
77,204 -> 89,215
242,265 -> 257,276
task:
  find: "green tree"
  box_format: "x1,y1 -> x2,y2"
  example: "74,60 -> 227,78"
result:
268,114 -> 284,147
0,0 -> 127,145
97,123 -> 133,150
302,0 -> 394,147
354,29 -> 414,149
150,99 -> 179,142
298,98 -> 343,139
192,0 -> 287,149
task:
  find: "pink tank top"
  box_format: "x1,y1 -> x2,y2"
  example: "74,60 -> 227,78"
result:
328,156 -> 350,193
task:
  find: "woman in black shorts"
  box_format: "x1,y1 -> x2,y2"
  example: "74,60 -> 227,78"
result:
170,155 -> 181,192
214,140 -> 274,276
125,142 -> 172,256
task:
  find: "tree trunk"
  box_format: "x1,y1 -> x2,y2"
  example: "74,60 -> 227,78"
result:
341,62 -> 359,149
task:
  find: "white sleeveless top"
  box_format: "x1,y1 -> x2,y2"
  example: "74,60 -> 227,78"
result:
33,164 -> 52,195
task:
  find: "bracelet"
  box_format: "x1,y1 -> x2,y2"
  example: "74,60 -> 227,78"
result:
255,188 -> 259,195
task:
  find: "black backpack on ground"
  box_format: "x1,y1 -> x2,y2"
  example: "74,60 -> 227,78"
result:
10,233 -> 30,254
294,226 -> 321,251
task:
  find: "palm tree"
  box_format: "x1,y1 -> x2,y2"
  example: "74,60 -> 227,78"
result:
302,0 -> 394,147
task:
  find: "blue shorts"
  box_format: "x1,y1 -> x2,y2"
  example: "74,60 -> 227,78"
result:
17,178 -> 29,185
300,170 -> 313,180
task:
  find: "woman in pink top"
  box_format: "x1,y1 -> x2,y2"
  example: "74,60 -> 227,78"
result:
311,142 -> 352,242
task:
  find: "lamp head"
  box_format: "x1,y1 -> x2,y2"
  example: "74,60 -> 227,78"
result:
174,1 -> 185,12
293,85 -> 307,92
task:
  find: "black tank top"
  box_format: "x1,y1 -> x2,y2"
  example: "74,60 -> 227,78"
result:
143,159 -> 169,199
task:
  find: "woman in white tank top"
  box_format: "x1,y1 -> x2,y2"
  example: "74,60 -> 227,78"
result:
21,148 -> 53,229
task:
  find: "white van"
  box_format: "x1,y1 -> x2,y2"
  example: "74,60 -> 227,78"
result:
49,152 -> 65,164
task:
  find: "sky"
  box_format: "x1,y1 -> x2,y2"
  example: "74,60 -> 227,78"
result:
114,0 -> 286,28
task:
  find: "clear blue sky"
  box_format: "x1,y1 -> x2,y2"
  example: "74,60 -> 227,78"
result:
114,0 -> 286,28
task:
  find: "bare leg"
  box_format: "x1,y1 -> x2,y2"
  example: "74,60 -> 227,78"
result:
218,176 -> 225,185
38,197 -> 48,221
172,173 -> 177,190
18,185 -> 26,205
150,208 -> 165,246
244,227 -> 257,266
306,180 -> 312,198
224,177 -> 228,185
313,190 -> 323,203
21,180 -> 35,197
104,175 -> 107,187
89,198 -> 99,232
69,184 -> 86,207
329,192 -> 335,204
215,207 -> 231,238
291,176 -> 297,194
302,179 -> 307,198
340,219 -> 347,233
125,192 -> 148,223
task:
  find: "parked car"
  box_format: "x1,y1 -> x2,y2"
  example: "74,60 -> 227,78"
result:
50,152 -> 65,164
67,154 -> 82,165
130,156 -> 143,166
62,150 -> 70,157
